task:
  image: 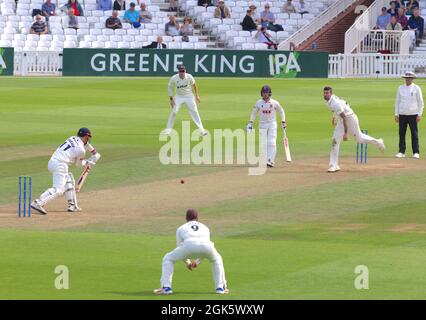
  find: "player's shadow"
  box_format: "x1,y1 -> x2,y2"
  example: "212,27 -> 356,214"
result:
107,291 -> 213,297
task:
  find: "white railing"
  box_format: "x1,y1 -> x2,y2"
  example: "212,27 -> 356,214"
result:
329,53 -> 426,78
345,0 -> 388,53
400,31 -> 413,54
14,51 -> 62,76
279,0 -> 358,50
356,30 -> 412,54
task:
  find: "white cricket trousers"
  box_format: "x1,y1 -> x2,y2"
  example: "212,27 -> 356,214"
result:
330,114 -> 381,167
37,159 -> 69,206
160,241 -> 227,290
260,121 -> 277,163
166,95 -> 205,132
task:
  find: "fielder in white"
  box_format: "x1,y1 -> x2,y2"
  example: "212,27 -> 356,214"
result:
154,208 -> 228,295
30,128 -> 101,214
323,87 -> 386,172
247,85 -> 286,168
162,65 -> 207,136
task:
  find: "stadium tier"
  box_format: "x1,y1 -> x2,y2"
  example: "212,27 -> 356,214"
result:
0,0 -> 338,51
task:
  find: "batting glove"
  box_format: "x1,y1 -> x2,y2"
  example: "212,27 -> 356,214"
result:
89,152 -> 101,163
82,159 -> 96,167
246,122 -> 253,132
282,121 -> 287,129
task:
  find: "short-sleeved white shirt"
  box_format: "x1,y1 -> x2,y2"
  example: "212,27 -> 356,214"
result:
51,136 -> 86,165
251,98 -> 285,124
176,221 -> 211,246
168,73 -> 196,97
326,94 -> 354,118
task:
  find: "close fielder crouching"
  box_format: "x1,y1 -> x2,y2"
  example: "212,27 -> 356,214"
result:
154,208 -> 228,295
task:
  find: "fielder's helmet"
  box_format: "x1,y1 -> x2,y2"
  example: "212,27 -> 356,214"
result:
260,85 -> 272,97
77,127 -> 92,138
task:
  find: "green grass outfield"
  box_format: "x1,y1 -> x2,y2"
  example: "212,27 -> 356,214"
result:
0,77 -> 425,299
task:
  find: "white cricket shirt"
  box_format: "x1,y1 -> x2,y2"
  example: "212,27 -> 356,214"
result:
51,136 -> 88,166
326,94 -> 355,119
168,73 -> 196,97
395,83 -> 424,116
250,98 -> 285,124
176,221 -> 211,246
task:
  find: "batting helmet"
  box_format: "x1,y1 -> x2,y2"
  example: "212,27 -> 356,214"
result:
260,85 -> 272,97
77,127 -> 92,138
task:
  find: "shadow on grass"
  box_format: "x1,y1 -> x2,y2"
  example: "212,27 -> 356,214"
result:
106,291 -> 215,297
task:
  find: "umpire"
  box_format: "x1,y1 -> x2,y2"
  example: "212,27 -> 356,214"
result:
395,71 -> 424,159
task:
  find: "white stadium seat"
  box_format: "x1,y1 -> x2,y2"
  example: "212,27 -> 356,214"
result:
117,41 -> 129,48
130,41 -> 142,48
84,35 -> 97,42
52,35 -> 65,41
0,39 -> 12,47
102,28 -> 114,36
168,42 -> 181,49
64,40 -> 77,48
255,43 -> 268,50
64,28 -> 77,35
79,41 -> 91,48
1,33 -> 14,41
114,29 -> 126,36
65,35 -> 78,42
77,29 -> 90,36
241,43 -> 255,50
26,34 -> 39,41
105,41 -> 118,48
181,42 -> 194,49
97,35 -> 109,42
194,42 -> 207,49
40,34 -> 52,41
92,40 -> 105,48
110,35 -> 122,42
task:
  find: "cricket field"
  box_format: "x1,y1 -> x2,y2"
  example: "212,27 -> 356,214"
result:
0,77 -> 425,299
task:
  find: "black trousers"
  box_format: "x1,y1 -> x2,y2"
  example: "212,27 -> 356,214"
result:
399,114 -> 419,154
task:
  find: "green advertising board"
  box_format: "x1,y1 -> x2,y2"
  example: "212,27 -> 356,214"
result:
0,48 -> 14,76
63,49 -> 328,78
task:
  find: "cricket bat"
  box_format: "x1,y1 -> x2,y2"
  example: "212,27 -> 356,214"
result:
75,166 -> 91,193
283,131 -> 292,162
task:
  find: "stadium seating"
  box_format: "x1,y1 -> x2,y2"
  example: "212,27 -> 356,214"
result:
2,0 -> 422,51
180,0 -> 334,49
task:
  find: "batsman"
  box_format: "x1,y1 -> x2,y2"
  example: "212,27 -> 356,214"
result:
31,128 -> 101,215
247,85 -> 287,167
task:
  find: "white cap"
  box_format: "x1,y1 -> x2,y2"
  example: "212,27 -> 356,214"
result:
402,71 -> 416,78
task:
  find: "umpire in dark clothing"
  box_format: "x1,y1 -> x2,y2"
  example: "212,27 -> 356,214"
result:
395,71 -> 424,159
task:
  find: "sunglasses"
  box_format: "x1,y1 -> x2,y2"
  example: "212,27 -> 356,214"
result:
179,69 -> 185,72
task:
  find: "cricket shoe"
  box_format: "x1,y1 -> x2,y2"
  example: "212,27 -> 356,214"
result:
200,130 -> 208,137
216,287 -> 230,295
153,287 -> 173,295
267,160 -> 274,168
30,201 -> 47,215
395,153 -> 405,158
67,205 -> 82,212
327,165 -> 340,173
413,153 -> 420,159
377,139 -> 386,153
